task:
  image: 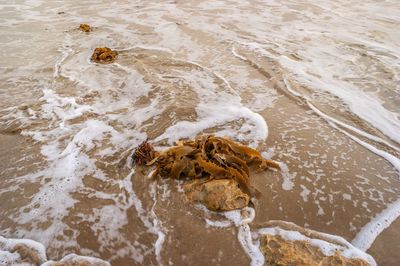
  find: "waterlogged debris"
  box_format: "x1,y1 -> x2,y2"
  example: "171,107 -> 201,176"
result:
132,139 -> 157,166
79,23 -> 91,32
90,47 -> 118,63
140,135 -> 279,210
184,178 -> 250,211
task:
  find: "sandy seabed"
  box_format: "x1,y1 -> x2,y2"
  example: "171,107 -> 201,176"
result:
1,0 -> 400,265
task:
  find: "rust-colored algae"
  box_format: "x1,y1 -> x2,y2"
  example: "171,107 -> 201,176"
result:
132,139 -> 157,166
136,135 -> 279,210
79,23 -> 91,32
90,47 -> 118,64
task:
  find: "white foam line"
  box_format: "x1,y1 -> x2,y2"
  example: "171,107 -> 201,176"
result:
309,103 -> 400,173
282,78 -> 302,97
113,62 -> 136,75
205,218 -> 232,228
281,77 -> 400,251
54,46 -> 73,78
308,99 -> 400,252
149,182 -> 165,266
278,162 -> 296,191
223,208 -> 265,266
280,78 -> 400,172
0,235 -> 111,266
231,46 -> 248,61
195,205 -> 264,265
238,223 -> 264,266
352,199 -> 400,251
321,119 -> 400,251
306,100 -> 400,153
127,170 -> 166,263
117,46 -> 239,98
232,47 -> 400,250
213,70 -> 239,97
128,171 -> 152,228
182,59 -> 240,97
257,224 -> 376,266
154,230 -> 165,265
233,45 -> 400,153
117,45 -> 173,53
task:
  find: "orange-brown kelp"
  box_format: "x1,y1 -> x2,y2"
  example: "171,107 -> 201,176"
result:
144,135 -> 280,197
132,139 -> 157,166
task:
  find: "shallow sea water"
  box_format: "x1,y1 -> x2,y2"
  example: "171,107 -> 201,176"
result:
0,0 -> 400,265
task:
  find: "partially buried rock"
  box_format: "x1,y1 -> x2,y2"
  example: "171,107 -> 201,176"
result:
260,234 -> 370,266
257,221 -> 376,266
184,178 -> 250,211
90,47 -> 118,63
79,23 -> 91,32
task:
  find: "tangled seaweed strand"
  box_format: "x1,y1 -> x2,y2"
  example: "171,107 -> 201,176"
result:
147,135 -> 279,196
132,139 -> 157,166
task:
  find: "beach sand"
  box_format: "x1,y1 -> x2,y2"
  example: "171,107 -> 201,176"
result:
1,0 -> 400,264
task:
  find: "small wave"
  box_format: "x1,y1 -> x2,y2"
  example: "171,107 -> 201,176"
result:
0,235 -> 109,266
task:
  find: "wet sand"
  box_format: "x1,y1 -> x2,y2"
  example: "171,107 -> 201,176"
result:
1,0 -> 400,265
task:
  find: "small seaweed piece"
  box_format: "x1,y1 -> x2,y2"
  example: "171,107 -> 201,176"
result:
79,23 -> 91,32
90,47 -> 118,63
132,139 -> 156,166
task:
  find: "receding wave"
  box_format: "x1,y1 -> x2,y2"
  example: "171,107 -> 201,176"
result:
1,0 -> 399,265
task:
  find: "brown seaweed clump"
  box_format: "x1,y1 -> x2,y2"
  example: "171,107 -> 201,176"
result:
132,139 -> 157,166
90,47 -> 118,63
146,135 -> 279,203
79,23 -> 91,32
